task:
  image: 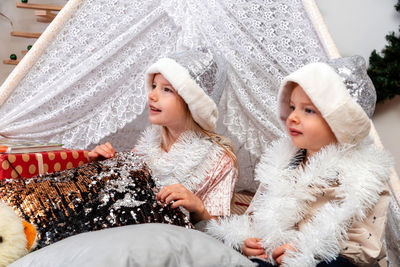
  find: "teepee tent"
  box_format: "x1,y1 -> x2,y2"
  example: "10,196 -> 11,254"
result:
0,0 -> 398,264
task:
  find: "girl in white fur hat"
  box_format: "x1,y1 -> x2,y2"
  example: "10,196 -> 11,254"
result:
0,48 -> 239,266
207,56 -> 393,267
89,47 -> 238,223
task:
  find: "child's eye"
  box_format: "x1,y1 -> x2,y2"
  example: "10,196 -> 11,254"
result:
305,108 -> 315,114
151,84 -> 156,90
164,87 -> 173,93
289,105 -> 295,111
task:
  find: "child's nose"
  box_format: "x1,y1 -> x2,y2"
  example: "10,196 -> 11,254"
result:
148,89 -> 158,101
287,111 -> 299,124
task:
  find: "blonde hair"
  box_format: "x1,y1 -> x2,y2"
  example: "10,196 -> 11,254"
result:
160,107 -> 238,168
198,127 -> 238,169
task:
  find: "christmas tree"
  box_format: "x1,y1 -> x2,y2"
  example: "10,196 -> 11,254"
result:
367,0 -> 400,103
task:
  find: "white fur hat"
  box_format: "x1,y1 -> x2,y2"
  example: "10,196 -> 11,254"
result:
278,56 -> 376,144
145,47 -> 227,132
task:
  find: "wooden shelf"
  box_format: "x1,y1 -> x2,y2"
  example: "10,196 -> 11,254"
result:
11,31 -> 41,38
3,59 -> 20,65
16,2 -> 62,11
35,10 -> 56,23
37,17 -> 52,23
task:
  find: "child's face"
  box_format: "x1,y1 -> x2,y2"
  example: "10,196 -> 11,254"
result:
148,73 -> 189,131
286,85 -> 337,157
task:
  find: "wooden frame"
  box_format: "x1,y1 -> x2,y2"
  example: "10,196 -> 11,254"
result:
10,31 -> 41,38
2,59 -> 21,65
16,2 -> 62,11
35,10 -> 57,23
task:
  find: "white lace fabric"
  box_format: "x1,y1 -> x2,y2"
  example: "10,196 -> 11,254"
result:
0,0 -> 178,148
0,0 -> 328,191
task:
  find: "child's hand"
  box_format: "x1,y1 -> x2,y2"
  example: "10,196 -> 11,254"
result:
242,238 -> 268,259
88,142 -> 116,162
272,243 -> 295,265
156,184 -> 210,222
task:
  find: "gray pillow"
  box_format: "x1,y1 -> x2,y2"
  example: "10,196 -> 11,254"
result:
10,223 -> 255,267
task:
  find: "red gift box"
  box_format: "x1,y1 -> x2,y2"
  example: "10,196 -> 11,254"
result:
0,149 -> 89,180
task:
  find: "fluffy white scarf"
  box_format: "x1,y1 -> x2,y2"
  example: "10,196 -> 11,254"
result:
134,126 -> 225,192
207,137 -> 393,266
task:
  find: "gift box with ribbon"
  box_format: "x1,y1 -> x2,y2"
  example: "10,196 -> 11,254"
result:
0,149 -> 89,180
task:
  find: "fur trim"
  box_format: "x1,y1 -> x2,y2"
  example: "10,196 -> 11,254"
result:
206,215 -> 255,251
134,126 -> 225,192
0,202 -> 28,267
278,62 -> 371,144
146,58 -> 218,132
209,138 -> 393,266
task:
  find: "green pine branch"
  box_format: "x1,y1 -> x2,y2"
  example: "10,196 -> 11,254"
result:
367,1 -> 400,103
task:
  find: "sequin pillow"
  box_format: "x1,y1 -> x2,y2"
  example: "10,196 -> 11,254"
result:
0,152 -> 193,250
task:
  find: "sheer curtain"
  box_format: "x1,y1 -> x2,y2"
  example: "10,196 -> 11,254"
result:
0,0 -> 398,263
0,0 -> 329,191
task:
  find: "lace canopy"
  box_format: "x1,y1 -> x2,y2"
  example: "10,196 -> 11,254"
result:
0,0 -> 332,190
0,0 -> 398,263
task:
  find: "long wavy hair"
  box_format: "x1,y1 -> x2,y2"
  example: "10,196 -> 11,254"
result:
160,105 -> 238,168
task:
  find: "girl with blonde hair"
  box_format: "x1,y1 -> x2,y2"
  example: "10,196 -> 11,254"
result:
90,47 -> 238,222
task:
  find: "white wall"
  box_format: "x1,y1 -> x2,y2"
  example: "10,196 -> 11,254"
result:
316,0 -> 400,174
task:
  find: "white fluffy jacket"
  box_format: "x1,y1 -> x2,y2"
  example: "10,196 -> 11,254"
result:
134,126 -> 238,216
207,137 -> 393,266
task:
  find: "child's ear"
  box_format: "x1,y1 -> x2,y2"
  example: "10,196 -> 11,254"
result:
0,202 -> 36,266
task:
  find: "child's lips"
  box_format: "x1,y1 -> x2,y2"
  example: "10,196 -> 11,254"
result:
289,128 -> 302,136
149,105 -> 161,113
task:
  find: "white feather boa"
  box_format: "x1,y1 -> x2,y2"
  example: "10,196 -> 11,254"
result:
207,137 -> 393,266
134,126 -> 225,192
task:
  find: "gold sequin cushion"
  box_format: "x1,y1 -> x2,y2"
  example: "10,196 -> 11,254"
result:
0,152 -> 193,249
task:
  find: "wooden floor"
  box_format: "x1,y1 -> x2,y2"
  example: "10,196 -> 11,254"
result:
231,190 -> 253,215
